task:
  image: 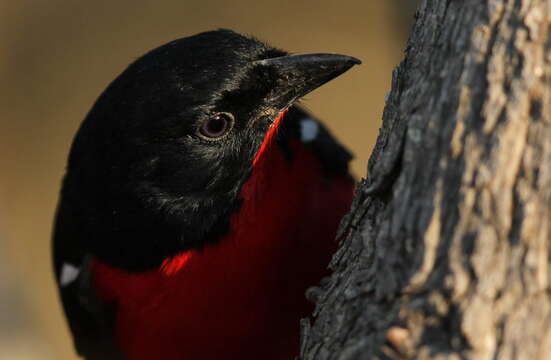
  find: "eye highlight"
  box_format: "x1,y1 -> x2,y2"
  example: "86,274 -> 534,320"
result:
198,112 -> 235,140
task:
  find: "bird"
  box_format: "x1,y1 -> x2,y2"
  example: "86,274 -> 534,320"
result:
53,29 -> 360,360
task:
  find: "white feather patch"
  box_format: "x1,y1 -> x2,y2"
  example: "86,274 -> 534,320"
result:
300,118 -> 319,143
59,263 -> 80,287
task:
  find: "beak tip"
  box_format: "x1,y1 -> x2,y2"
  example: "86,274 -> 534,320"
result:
348,56 -> 362,65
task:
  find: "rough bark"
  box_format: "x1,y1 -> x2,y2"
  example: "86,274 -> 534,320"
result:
300,1 -> 551,359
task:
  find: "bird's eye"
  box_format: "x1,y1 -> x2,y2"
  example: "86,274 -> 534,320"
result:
198,112 -> 234,140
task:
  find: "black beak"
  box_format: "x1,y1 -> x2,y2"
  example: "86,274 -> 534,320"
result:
254,53 -> 361,108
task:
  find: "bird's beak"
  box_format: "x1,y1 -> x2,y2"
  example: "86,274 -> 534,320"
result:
254,53 -> 361,108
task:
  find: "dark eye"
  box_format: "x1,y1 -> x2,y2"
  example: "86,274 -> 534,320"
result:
198,112 -> 234,140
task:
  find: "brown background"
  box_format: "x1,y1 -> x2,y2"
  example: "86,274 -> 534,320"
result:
0,1 -> 415,359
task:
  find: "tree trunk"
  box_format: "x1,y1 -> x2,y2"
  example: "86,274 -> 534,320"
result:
300,1 -> 551,359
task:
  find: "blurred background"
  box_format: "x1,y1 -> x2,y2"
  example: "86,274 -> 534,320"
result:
0,1 -> 417,359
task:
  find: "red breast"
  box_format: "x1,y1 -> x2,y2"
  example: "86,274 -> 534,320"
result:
91,114 -> 354,359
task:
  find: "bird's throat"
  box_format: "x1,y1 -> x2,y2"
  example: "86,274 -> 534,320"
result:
252,109 -> 288,167
157,109 -> 289,276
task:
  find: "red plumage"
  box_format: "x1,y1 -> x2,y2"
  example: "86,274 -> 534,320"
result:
91,111 -> 354,359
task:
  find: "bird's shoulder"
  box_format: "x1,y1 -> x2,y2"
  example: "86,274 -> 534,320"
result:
278,105 -> 353,177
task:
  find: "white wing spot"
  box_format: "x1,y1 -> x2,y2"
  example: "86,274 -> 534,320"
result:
60,263 -> 80,287
300,118 -> 319,143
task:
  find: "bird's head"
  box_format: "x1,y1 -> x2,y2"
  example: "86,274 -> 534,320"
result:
61,29 -> 359,270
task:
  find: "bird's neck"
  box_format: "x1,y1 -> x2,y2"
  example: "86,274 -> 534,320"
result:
159,109 -> 289,274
